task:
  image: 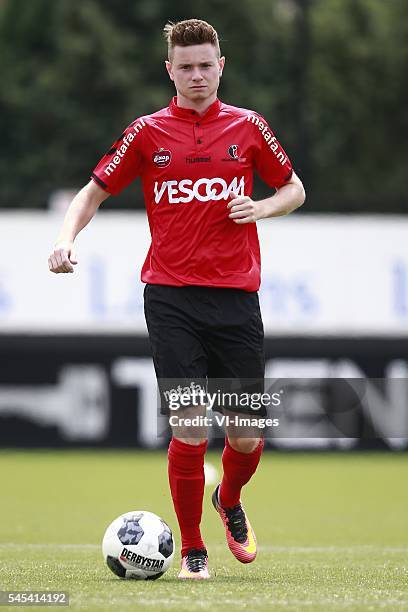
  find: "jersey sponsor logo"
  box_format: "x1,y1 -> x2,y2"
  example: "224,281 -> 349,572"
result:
153,148 -> 172,168
104,119 -> 146,177
247,114 -> 288,165
154,176 -> 245,204
228,145 -> 239,160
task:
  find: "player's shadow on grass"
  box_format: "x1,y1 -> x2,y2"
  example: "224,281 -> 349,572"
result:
103,575 -> 274,584
160,575 -> 274,584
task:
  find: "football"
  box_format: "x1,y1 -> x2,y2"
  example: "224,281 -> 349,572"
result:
102,510 -> 175,580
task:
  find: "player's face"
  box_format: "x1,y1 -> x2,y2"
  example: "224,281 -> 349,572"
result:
166,44 -> 225,108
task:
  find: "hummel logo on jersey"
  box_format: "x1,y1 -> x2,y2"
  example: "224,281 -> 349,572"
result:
186,156 -> 211,164
154,176 -> 245,204
247,115 -> 288,165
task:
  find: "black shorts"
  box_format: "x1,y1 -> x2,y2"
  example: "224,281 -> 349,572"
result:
144,284 -> 265,415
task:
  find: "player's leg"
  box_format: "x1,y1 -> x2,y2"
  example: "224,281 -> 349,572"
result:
212,418 -> 264,563
168,405 -> 209,578
144,284 -> 210,578
221,413 -> 264,508
205,288 -> 265,563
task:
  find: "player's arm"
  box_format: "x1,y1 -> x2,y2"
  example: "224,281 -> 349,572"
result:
257,170 -> 305,218
48,180 -> 109,274
228,171 -> 305,224
48,117 -> 144,273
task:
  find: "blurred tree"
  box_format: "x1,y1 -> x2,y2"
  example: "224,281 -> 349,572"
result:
308,0 -> 408,210
0,0 -> 406,211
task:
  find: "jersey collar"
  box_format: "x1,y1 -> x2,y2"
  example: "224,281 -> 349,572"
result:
169,96 -> 222,122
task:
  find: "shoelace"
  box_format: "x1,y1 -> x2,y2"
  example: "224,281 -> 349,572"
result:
186,548 -> 208,573
225,505 -> 248,543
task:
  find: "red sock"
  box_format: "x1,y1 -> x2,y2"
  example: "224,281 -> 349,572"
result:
168,437 -> 208,556
219,437 -> 264,508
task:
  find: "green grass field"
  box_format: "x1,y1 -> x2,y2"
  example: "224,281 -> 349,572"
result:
0,450 -> 407,611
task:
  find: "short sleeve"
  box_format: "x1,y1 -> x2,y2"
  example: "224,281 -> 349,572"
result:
248,113 -> 293,189
91,117 -> 146,196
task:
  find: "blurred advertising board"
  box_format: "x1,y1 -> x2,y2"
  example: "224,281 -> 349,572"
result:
0,335 -> 407,449
0,212 -> 407,336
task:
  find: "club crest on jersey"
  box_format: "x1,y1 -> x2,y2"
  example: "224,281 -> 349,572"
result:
153,148 -> 172,168
228,145 -> 239,160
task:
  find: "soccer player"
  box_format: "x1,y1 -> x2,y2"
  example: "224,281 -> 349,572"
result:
48,19 -> 305,579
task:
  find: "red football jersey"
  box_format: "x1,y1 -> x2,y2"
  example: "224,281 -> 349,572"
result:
92,97 -> 293,291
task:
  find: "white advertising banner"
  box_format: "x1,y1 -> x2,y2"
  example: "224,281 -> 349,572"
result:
0,211 -> 407,336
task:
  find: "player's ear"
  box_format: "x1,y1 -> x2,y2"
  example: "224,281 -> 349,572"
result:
165,60 -> 174,82
219,56 -> 225,77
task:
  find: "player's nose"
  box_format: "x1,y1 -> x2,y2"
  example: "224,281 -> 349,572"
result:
191,68 -> 204,81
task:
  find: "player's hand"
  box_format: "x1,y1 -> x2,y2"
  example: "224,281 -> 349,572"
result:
48,241 -> 78,274
227,194 -> 265,224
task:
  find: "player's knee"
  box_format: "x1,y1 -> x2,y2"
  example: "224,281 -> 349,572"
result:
228,437 -> 261,453
174,435 -> 208,446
